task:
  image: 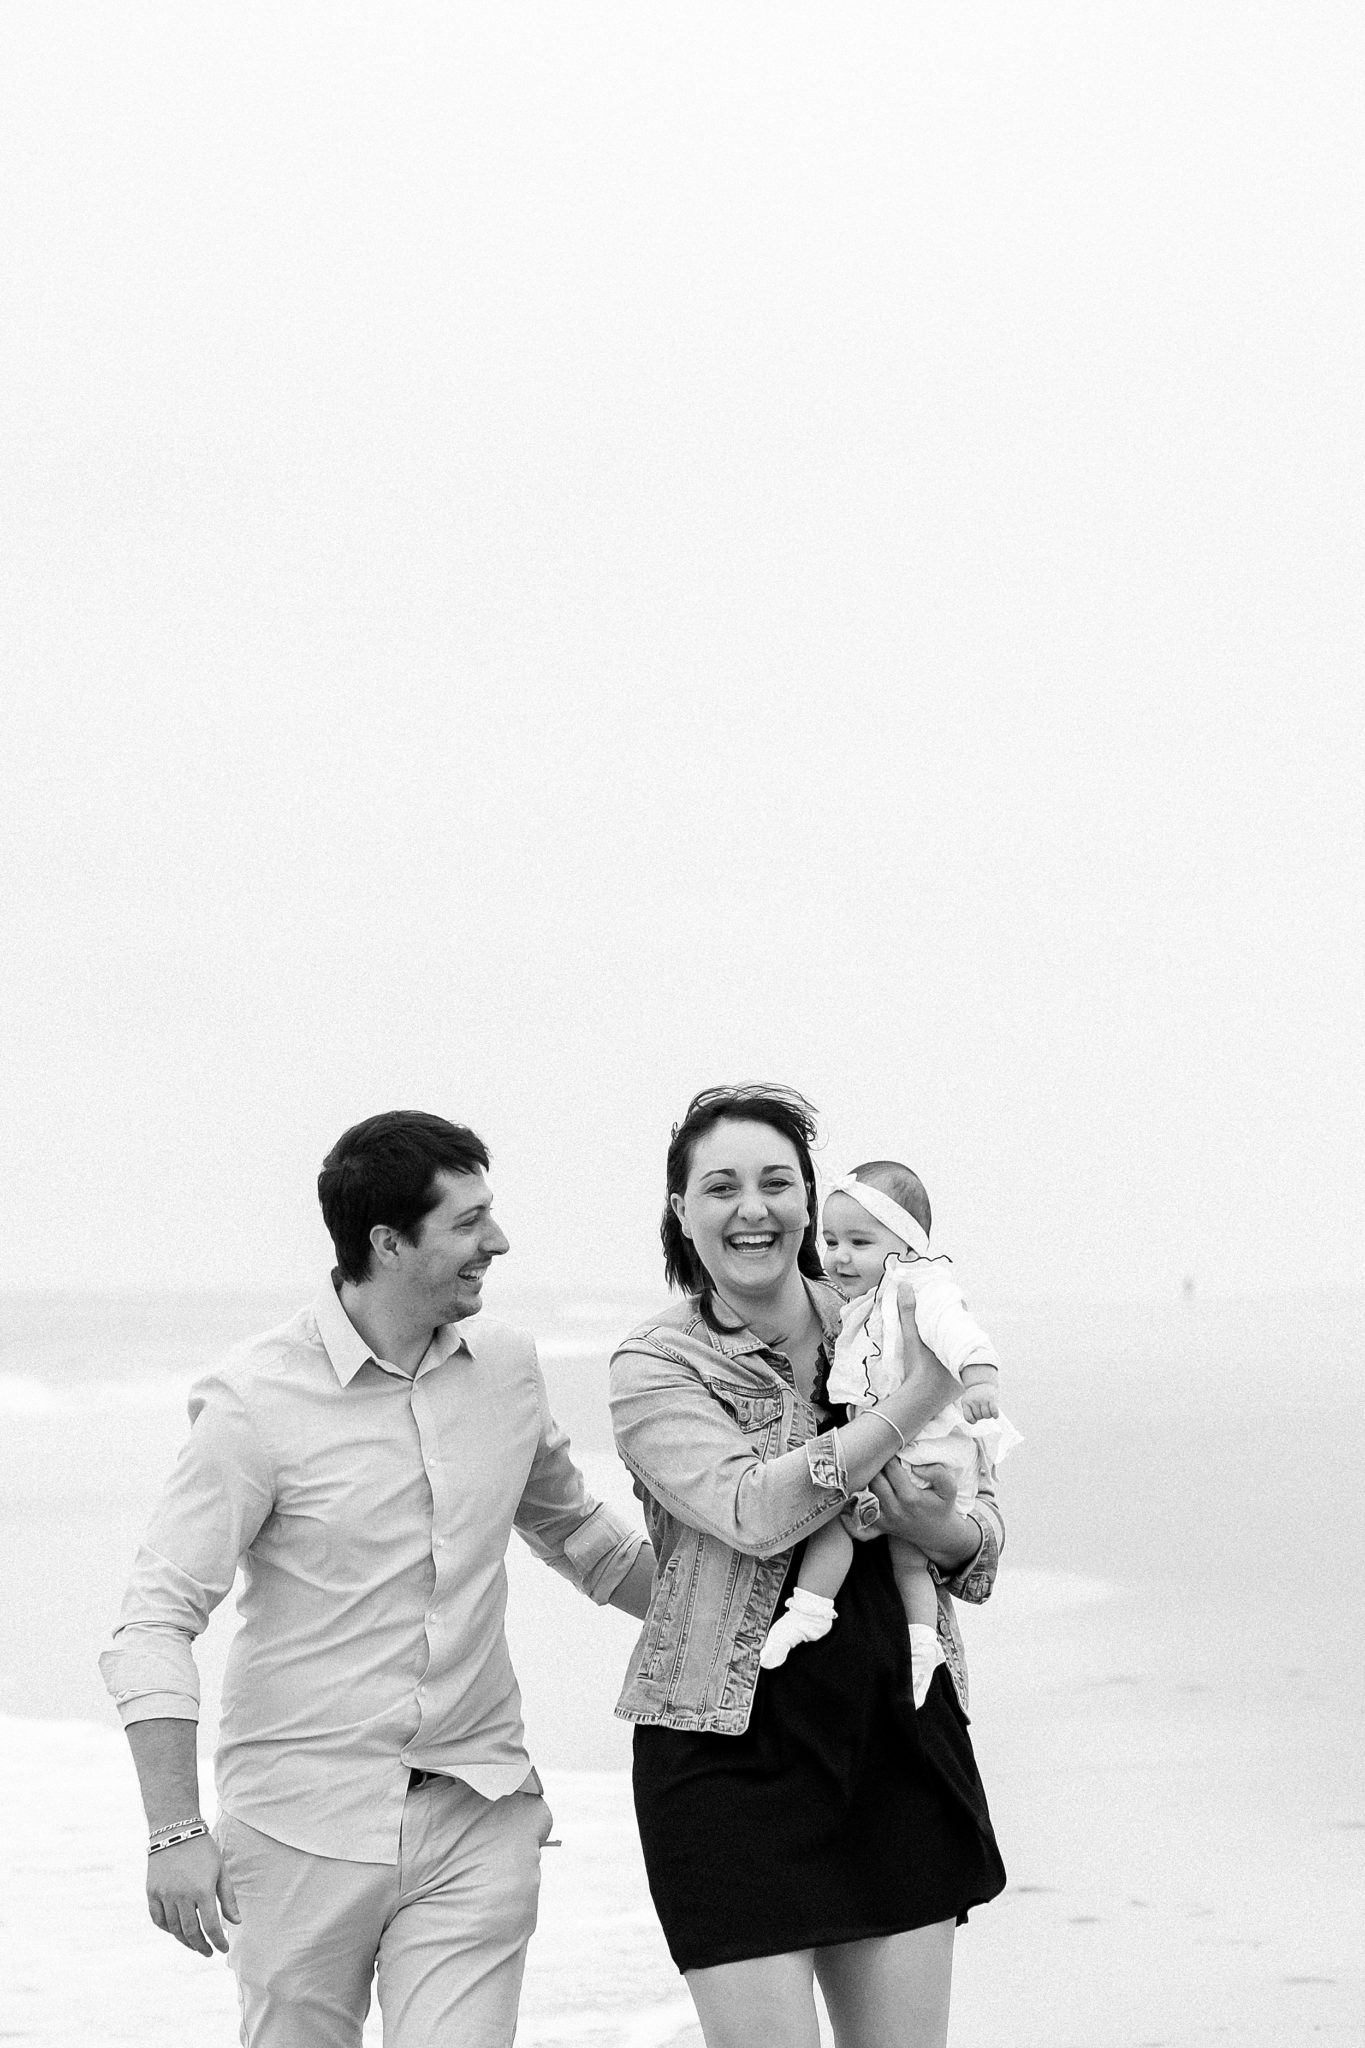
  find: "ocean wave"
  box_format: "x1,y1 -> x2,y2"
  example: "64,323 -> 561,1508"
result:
0,1373 -> 192,1417
0,1338 -> 607,1413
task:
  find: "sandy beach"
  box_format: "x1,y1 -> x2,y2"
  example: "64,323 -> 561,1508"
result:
2,1284 -> 1362,2045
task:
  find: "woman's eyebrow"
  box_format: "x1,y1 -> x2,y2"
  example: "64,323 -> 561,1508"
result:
699,1162 -> 794,1181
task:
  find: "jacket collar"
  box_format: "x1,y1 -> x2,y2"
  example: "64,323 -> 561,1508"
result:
702,1275 -> 846,1360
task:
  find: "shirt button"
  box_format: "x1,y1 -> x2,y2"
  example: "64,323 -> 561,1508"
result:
427,1613 -> 437,1627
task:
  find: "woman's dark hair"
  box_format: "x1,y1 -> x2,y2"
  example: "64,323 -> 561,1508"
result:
318,1110 -> 491,1284
661,1084 -> 824,1329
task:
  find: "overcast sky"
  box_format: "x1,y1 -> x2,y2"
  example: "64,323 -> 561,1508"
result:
3,3 -> 1362,1302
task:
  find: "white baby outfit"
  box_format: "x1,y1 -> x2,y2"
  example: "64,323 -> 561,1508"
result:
759,1175 -> 1022,1696
826,1250 -> 1022,1508
824,1175 -> 1021,1705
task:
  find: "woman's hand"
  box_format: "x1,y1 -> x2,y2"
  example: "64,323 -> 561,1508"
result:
868,1462 -> 979,1574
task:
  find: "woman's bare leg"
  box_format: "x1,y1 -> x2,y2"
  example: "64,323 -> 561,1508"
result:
685,1949 -> 821,2048
815,1922 -> 955,2048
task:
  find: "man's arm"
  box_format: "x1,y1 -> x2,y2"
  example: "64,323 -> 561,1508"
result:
603,1542 -> 655,1619
126,1718 -> 239,1956
513,1355 -> 649,1602
100,1372 -> 273,1954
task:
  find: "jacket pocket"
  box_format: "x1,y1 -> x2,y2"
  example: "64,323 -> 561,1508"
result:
639,1548 -> 686,1683
707,1379 -> 784,1433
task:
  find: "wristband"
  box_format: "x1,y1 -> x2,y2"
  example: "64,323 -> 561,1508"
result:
147,1821 -> 209,1855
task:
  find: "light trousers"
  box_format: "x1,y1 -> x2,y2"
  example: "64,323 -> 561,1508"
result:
217,1773 -> 553,2048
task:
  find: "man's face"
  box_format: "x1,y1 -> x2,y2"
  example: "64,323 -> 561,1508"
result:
399,1168 -> 509,1322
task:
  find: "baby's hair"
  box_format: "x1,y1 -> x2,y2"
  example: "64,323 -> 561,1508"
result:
850,1159 -> 932,1240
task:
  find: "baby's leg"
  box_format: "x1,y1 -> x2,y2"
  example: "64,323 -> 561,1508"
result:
794,1518 -> 854,1601
889,1535 -> 938,1629
888,1535 -> 946,1710
760,1519 -> 853,1670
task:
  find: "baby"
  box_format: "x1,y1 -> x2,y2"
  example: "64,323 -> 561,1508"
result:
760,1159 -> 1021,1705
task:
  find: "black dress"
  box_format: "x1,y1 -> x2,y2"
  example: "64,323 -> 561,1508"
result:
632,1530 -> 1006,1973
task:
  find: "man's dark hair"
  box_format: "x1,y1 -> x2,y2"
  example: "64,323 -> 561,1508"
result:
849,1158 -> 933,1240
661,1084 -> 824,1330
318,1111 -> 491,1284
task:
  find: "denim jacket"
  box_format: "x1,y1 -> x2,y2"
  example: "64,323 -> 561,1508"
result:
609,1279 -> 1003,1735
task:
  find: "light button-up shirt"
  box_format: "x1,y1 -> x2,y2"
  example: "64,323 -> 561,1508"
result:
100,1281 -> 642,1862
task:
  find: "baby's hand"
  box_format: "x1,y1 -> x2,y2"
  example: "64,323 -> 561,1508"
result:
960,1383 -> 999,1423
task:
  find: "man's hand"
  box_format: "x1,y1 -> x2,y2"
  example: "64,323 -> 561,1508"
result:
146,1833 -> 239,1957
867,1461 -> 979,1574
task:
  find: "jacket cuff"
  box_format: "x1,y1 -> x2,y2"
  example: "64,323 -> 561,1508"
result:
804,1428 -> 849,1499
934,1508 -> 999,1604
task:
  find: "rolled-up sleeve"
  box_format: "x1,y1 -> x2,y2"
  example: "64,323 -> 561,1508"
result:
610,1345 -> 851,1559
98,1374 -> 274,1726
933,1471 -> 1004,1606
513,1364 -> 645,1603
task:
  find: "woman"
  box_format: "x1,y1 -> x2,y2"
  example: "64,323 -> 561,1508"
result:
610,1085 -> 1005,2048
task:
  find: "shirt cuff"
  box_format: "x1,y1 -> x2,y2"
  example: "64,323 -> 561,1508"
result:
114,1692 -> 200,1727
561,1506 -> 646,1603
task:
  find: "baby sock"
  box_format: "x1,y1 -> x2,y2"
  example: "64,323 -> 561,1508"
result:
759,1589 -> 837,1670
907,1623 -> 946,1708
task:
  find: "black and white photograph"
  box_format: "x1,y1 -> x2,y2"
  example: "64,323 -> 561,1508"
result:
2,6 -> 1362,2045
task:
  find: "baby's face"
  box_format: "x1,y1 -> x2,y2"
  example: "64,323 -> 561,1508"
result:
821,1192 -> 909,1295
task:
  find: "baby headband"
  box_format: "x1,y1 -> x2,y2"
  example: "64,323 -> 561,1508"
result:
824,1174 -> 931,1258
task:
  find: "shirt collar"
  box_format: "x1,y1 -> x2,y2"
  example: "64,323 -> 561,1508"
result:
314,1274 -> 475,1387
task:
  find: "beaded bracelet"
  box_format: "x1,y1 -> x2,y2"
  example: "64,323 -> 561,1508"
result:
147,1821 -> 209,1855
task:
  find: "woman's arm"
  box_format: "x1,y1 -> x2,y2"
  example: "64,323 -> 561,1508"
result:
865,1462 -> 980,1573
610,1333 -> 959,1559
867,1460 -> 1003,1601
853,1299 -> 1005,1596
610,1345 -> 847,1557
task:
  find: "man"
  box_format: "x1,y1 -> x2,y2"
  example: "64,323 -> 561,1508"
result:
101,1111 -> 653,2047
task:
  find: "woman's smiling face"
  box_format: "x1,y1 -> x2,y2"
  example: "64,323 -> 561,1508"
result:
671,1118 -> 810,1305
